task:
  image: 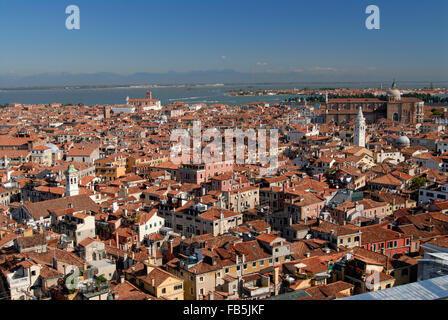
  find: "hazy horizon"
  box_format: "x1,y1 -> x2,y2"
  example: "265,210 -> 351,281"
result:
1,70 -> 448,89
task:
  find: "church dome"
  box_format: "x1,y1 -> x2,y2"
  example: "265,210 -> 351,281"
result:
388,88 -> 402,100
396,135 -> 410,146
44,143 -> 60,153
387,80 -> 401,100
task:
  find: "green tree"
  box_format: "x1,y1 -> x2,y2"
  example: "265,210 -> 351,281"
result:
410,177 -> 427,190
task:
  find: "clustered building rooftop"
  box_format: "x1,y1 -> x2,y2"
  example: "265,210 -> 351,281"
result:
0,85 -> 448,300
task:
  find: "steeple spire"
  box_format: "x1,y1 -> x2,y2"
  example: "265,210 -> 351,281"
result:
357,106 -> 365,119
392,79 -> 397,89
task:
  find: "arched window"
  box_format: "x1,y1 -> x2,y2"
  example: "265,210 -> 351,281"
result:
393,113 -> 399,122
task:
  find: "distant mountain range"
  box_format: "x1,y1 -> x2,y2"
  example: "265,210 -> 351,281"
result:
0,70 -> 394,89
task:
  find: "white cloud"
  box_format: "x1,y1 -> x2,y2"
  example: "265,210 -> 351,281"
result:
256,62 -> 268,66
310,66 -> 338,72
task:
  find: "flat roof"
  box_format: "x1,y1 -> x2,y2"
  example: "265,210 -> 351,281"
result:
340,275 -> 448,300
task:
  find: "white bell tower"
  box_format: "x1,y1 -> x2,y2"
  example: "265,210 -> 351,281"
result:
354,106 -> 366,147
65,164 -> 79,197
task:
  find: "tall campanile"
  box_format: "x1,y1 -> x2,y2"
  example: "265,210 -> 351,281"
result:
354,106 -> 366,147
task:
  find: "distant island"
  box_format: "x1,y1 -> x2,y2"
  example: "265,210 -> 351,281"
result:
227,87 -> 448,105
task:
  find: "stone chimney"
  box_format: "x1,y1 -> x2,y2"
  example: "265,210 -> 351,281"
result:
274,266 -> 280,295
151,244 -> 156,257
168,239 -> 174,254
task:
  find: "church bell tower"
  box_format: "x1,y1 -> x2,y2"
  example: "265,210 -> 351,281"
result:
354,106 -> 366,148
65,164 -> 79,197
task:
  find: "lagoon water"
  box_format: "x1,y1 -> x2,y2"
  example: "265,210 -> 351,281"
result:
0,82 -> 445,106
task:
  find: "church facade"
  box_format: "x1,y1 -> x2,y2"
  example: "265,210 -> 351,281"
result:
324,82 -> 424,125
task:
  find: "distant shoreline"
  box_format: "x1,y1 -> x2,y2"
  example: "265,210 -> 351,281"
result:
2,81 -> 448,92
0,83 -> 227,92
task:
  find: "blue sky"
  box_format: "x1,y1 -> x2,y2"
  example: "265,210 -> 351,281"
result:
0,0 -> 447,81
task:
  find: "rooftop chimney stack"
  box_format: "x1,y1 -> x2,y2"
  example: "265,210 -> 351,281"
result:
274,267 -> 280,295
151,244 -> 156,257
168,239 -> 174,254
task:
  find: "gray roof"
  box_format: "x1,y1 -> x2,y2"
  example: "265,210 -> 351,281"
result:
340,275 -> 448,300
265,290 -> 310,300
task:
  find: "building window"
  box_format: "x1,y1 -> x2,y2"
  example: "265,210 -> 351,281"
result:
174,284 -> 183,291
162,288 -> 166,294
